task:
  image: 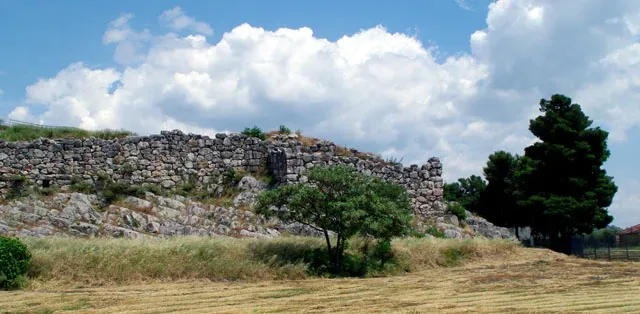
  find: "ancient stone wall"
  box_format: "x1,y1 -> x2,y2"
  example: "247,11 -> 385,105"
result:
0,130 -> 444,219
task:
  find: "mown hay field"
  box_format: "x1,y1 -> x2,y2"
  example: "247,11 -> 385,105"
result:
2,238 -> 639,313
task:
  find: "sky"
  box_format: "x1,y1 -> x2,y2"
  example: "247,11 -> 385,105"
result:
0,0 -> 638,228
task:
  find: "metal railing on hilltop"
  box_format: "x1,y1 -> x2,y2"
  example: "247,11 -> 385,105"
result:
5,119 -> 82,130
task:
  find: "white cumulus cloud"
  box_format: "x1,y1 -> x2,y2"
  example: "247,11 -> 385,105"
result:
159,7 -> 213,36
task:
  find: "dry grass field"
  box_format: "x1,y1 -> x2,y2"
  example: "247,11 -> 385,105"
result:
2,246 -> 640,314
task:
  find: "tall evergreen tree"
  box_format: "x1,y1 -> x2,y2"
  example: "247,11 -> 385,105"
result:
515,94 -> 617,252
481,151 -> 520,227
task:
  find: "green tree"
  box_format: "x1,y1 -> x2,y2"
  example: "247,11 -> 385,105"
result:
255,165 -> 413,273
588,225 -> 622,246
443,175 -> 486,213
481,151 -> 521,227
515,94 -> 617,252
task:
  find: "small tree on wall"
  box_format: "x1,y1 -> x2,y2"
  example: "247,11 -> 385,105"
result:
255,165 -> 413,274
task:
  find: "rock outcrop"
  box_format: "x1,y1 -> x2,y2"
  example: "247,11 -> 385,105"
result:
0,191 -> 281,239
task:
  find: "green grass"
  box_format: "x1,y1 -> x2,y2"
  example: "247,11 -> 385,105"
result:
0,124 -> 134,142
22,236 -> 520,287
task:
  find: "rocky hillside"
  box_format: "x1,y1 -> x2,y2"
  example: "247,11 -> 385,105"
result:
0,175 -> 514,240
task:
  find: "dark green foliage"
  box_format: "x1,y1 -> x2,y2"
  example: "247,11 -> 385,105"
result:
101,181 -> 130,203
0,236 -> 31,289
365,240 -> 394,269
247,238 -> 396,277
256,165 -> 413,275
425,226 -> 445,238
278,125 -> 292,134
70,176 -> 95,194
448,203 -> 467,220
241,125 -> 266,140
515,94 -> 617,252
443,175 -> 486,213
479,151 -> 521,227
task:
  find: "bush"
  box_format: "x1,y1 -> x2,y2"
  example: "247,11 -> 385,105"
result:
278,125 -> 292,134
36,185 -> 60,196
0,236 -> 31,289
241,126 -> 266,140
70,176 -> 95,194
448,203 -> 467,220
101,181 -> 130,203
425,226 -> 445,238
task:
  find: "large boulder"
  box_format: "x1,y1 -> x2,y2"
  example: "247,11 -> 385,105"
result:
233,176 -> 268,207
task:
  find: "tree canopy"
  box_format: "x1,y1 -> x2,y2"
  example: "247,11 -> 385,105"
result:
481,151 -> 522,227
515,94 -> 617,251
255,165 -> 413,273
443,175 -> 486,214
444,94 -> 617,253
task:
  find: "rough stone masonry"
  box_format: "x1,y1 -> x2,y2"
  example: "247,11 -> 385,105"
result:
0,130 -> 445,220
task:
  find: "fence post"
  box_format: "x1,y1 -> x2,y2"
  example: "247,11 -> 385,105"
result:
626,239 -> 629,260
594,246 -> 597,260
607,242 -> 611,260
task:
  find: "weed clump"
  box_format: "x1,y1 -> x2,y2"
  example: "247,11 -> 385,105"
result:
278,125 -> 291,134
241,126 -> 266,140
425,226 -> 446,238
448,203 -> 467,220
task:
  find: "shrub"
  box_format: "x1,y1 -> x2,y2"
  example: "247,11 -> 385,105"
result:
36,185 -> 60,196
425,226 -> 445,238
222,167 -> 245,190
70,176 -> 95,194
241,126 -> 266,140
101,181 -> 130,203
0,236 -> 31,289
278,125 -> 292,134
448,202 -> 467,220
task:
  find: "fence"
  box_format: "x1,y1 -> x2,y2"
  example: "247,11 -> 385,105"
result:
5,119 -> 81,130
571,235 -> 640,261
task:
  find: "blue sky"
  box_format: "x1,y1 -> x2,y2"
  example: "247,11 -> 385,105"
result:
0,0 -> 639,228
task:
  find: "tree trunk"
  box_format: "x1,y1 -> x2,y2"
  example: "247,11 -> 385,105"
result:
334,234 -> 343,273
323,230 -> 334,266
